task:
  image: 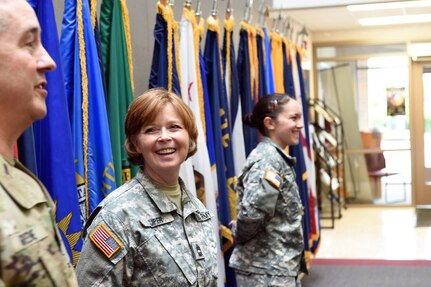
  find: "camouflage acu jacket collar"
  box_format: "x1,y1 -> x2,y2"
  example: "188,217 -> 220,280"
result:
261,137 -> 297,166
0,154 -> 51,210
136,169 -> 209,219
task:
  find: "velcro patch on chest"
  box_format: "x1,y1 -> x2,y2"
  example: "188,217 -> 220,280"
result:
89,224 -> 123,258
11,225 -> 48,252
264,169 -> 281,189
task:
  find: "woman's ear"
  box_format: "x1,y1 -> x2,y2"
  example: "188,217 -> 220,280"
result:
263,116 -> 275,131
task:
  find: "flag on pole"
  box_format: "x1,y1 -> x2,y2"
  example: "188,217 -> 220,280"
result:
222,15 -> 246,177
60,0 -> 117,225
263,27 -> 275,94
255,27 -> 266,99
204,15 -> 237,287
148,2 -> 181,95
248,24 -> 259,105
29,0 -> 83,265
197,17 -> 218,194
283,39 -> 295,96
197,17 -> 219,214
271,31 -> 284,93
237,22 -> 258,157
179,8 -> 225,286
16,127 -> 38,176
293,46 -> 320,254
99,0 -> 134,185
90,2 -> 108,105
283,42 -> 312,259
148,2 -> 196,196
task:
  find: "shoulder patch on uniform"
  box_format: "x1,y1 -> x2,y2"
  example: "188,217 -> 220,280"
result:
264,169 -> 281,189
89,223 -> 123,258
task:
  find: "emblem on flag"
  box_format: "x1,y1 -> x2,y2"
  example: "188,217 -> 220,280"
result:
264,169 -> 281,189
89,224 -> 122,258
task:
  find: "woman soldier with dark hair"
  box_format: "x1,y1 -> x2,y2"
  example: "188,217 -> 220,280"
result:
229,93 -> 307,287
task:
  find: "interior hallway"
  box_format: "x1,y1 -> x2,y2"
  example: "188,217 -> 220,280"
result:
314,205 -> 431,260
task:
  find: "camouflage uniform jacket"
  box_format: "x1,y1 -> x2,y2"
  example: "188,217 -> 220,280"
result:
229,137 -> 305,276
0,155 -> 78,286
76,169 -> 218,286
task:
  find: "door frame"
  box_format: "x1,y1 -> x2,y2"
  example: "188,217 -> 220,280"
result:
410,58 -> 431,205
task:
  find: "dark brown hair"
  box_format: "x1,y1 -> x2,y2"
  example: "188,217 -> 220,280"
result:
124,88 -> 198,166
243,93 -> 294,136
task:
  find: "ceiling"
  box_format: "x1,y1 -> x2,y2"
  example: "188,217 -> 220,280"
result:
266,0 -> 431,44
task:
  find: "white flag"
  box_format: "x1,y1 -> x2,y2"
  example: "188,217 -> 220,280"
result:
179,9 -> 225,286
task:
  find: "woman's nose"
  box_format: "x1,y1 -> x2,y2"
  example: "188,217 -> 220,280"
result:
158,128 -> 171,140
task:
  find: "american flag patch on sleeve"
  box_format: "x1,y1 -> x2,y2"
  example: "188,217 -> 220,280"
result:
89,224 -> 122,258
264,169 -> 281,189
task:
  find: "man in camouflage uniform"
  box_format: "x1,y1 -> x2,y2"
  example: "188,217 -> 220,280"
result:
229,94 -> 307,287
0,0 -> 78,285
76,170 -> 218,286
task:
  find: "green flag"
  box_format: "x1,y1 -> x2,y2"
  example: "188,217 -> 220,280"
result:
100,0 -> 135,184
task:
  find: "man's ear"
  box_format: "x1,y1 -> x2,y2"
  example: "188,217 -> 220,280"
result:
263,116 -> 275,131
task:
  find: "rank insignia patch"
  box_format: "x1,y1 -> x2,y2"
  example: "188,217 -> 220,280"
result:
264,169 -> 281,189
90,224 -> 122,258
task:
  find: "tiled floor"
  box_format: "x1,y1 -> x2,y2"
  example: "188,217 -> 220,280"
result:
315,205 -> 431,260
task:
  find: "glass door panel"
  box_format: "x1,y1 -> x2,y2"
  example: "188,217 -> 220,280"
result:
422,70 -> 431,184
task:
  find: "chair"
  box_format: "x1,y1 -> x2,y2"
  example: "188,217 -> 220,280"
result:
361,131 -> 406,203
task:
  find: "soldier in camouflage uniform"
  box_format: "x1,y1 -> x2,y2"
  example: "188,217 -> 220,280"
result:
229,94 -> 307,287
76,89 -> 218,286
0,0 -> 78,285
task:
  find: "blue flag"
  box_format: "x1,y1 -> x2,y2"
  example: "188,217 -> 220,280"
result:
199,51 -> 217,174
28,0 -> 83,265
290,143 -> 312,255
282,40 -> 295,96
222,17 -> 246,177
296,49 -> 321,254
283,44 -> 311,257
148,3 -> 181,95
17,126 -> 38,176
204,16 -> 237,287
237,24 -> 258,157
263,27 -> 275,94
60,0 -> 116,225
256,28 -> 266,99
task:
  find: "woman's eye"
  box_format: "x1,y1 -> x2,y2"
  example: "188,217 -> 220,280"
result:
144,127 -> 157,134
290,115 -> 301,121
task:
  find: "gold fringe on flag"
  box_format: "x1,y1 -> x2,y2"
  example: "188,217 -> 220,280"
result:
157,2 -> 173,92
270,31 -> 284,93
90,0 -> 97,29
206,16 -> 224,82
224,16 -> 235,110
77,0 -> 90,218
172,13 -> 182,93
120,0 -> 135,93
249,24 -> 259,103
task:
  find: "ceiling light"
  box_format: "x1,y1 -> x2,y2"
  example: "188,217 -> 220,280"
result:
347,0 -> 431,11
358,14 -> 431,26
